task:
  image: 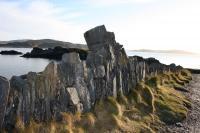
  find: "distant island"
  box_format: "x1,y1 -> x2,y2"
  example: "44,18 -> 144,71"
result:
0,50 -> 22,55
130,49 -> 196,55
0,39 -> 88,50
1,40 -> 196,55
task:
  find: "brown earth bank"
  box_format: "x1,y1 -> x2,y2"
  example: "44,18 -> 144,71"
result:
163,74 -> 200,133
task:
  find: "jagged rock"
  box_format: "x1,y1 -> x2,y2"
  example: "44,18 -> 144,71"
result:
0,25 -> 185,131
169,63 -> 183,72
62,52 -> 81,64
129,56 -> 146,90
65,87 -> 83,113
3,52 -> 91,128
3,75 -> 36,130
85,25 -> 129,101
0,77 -> 10,128
145,57 -> 160,65
144,57 -> 165,76
84,25 -> 116,50
59,53 -> 91,112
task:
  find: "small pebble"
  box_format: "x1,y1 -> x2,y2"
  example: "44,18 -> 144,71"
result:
176,122 -> 183,127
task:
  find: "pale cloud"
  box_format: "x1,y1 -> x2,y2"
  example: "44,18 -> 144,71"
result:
84,0 -> 157,7
0,0 -> 200,53
0,0 -> 87,43
100,0 -> 200,53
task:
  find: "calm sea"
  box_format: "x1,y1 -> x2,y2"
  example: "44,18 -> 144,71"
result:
127,51 -> 200,69
0,48 -> 51,79
0,48 -> 199,79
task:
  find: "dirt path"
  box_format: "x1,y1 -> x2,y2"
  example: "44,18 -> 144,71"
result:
166,74 -> 200,133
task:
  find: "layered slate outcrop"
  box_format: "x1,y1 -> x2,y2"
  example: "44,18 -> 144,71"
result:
0,25 -> 183,130
85,25 -> 130,103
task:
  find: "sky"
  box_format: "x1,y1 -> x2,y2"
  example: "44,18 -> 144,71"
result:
0,0 -> 200,53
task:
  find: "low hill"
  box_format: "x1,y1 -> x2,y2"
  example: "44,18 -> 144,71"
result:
0,39 -> 88,50
130,49 -> 196,55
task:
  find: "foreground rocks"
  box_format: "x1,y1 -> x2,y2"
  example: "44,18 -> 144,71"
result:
0,77 -> 10,128
0,25 -> 185,131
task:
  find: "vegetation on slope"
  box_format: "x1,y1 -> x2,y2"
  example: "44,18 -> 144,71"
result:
9,69 -> 192,133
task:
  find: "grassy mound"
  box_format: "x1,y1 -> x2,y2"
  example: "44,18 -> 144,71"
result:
11,69 -> 192,133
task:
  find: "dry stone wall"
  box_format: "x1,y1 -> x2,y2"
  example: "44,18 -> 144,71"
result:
0,25 -> 182,130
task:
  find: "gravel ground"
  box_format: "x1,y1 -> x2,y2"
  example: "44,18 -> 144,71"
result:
164,74 -> 200,133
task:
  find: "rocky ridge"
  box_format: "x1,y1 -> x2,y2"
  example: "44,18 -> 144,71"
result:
0,25 -> 183,131
0,39 -> 87,49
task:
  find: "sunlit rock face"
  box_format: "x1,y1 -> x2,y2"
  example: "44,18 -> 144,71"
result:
85,25 -> 130,102
1,25 -> 184,130
58,53 -> 91,112
128,56 -> 146,90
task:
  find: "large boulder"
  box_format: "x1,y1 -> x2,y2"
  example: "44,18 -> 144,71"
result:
84,25 -> 116,50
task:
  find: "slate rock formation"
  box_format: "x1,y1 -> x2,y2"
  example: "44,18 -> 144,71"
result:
85,25 -> 130,103
0,25 -> 184,130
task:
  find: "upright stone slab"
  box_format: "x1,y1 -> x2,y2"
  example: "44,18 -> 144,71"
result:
59,53 -> 91,112
129,56 -> 146,89
85,25 -> 129,102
